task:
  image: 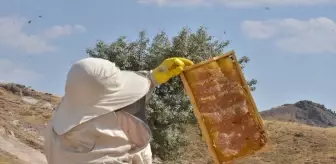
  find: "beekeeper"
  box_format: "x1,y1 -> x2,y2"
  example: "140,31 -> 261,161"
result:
43,57 -> 194,164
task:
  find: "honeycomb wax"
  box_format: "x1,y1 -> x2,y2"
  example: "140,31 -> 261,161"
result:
180,51 -> 267,164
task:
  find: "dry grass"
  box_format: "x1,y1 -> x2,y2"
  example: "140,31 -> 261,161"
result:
174,121 -> 336,164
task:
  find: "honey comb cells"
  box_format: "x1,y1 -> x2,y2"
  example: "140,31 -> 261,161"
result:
180,51 -> 267,164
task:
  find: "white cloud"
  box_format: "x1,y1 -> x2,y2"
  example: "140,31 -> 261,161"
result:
42,24 -> 87,39
241,17 -> 336,54
74,25 -> 87,33
0,16 -> 86,54
137,0 -> 335,7
0,59 -> 42,84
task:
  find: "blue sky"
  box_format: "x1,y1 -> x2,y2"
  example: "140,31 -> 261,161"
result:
1,0 -> 335,111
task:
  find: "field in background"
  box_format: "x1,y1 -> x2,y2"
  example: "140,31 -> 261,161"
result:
177,121 -> 336,164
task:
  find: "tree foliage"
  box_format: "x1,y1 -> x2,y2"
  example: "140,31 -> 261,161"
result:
86,27 -> 257,161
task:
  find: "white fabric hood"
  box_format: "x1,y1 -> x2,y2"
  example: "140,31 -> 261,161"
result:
52,57 -> 151,135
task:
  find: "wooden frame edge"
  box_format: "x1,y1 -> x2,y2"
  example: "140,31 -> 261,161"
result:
230,52 -> 265,130
183,50 -> 235,72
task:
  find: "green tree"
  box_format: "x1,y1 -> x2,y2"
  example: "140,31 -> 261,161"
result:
86,27 -> 257,161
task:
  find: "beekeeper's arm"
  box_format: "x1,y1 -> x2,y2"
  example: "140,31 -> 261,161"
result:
136,57 -> 194,101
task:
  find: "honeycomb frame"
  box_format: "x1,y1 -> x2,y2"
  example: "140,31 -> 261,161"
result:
180,51 -> 268,164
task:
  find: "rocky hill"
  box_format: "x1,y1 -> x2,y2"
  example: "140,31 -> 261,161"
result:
0,83 -> 60,164
261,100 -> 336,128
0,83 -> 335,164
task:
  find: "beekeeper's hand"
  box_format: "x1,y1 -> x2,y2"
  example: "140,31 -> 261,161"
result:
151,57 -> 194,85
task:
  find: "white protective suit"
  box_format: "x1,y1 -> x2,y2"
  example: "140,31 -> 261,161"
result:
43,57 -> 157,164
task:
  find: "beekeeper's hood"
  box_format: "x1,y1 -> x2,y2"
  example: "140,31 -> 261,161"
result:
52,57 -> 151,135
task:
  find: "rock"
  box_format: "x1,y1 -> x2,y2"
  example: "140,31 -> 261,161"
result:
21,96 -> 39,105
153,157 -> 163,164
40,102 -> 53,110
9,130 -> 15,137
0,133 -> 47,164
11,120 -> 20,126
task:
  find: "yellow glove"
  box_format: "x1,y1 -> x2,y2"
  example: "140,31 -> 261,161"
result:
151,57 -> 194,85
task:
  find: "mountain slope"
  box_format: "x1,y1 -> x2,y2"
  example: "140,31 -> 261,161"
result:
261,100 -> 336,128
0,83 -> 60,163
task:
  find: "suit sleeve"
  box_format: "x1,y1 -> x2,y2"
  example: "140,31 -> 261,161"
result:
134,70 -> 158,104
